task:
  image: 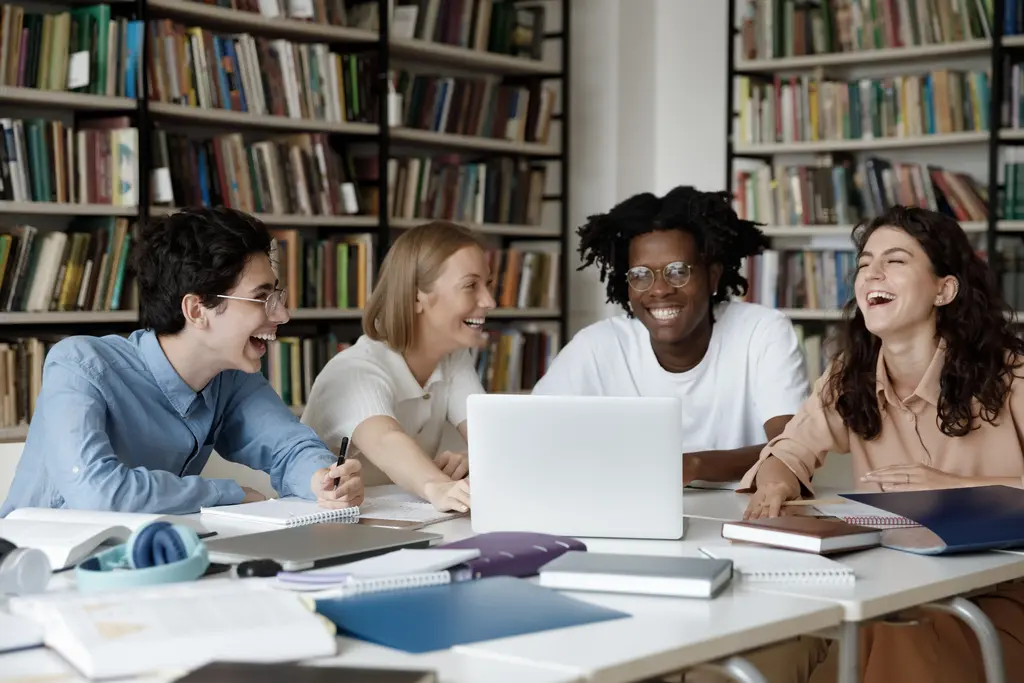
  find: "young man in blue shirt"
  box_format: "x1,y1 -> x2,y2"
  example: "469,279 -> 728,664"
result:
1,207 -> 363,516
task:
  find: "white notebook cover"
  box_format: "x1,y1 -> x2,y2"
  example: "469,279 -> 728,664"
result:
200,496 -> 359,526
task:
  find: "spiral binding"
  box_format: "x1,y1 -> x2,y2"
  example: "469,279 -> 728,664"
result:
343,571 -> 452,596
841,515 -> 919,528
281,505 -> 362,527
744,568 -> 854,583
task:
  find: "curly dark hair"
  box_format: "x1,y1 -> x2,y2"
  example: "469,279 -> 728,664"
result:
576,186 -> 769,314
824,206 -> 1024,439
131,207 -> 272,335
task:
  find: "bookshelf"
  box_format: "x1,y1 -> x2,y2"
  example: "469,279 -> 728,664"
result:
725,0 -> 1024,381
0,0 -> 570,440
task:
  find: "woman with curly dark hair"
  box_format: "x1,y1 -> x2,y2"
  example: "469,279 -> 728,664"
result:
739,205 -> 1024,682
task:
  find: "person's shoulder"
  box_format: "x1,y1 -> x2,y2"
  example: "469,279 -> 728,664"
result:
315,336 -> 398,384
572,314 -> 641,347
45,332 -> 138,378
717,300 -> 793,327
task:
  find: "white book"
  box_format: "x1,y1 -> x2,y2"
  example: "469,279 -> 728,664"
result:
699,545 -> 855,583
9,579 -> 336,679
0,508 -> 210,570
200,495 -> 359,526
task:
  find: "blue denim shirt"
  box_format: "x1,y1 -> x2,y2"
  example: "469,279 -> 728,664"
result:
0,329 -> 335,516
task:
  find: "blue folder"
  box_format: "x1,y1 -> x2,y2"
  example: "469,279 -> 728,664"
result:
842,485 -> 1024,555
314,576 -> 630,653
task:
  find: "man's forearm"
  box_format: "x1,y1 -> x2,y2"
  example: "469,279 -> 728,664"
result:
686,445 -> 765,483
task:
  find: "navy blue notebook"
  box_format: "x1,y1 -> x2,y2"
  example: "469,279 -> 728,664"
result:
314,576 -> 630,653
842,485 -> 1024,555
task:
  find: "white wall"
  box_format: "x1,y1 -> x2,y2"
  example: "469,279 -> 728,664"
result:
567,0 -> 729,335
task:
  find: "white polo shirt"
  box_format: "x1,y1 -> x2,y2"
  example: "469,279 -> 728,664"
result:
301,335 -> 485,486
532,301 -> 810,453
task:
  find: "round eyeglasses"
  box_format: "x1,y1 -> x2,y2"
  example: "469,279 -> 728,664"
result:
625,262 -> 692,292
216,288 -> 289,318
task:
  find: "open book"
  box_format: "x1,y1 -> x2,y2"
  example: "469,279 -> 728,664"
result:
0,508 -> 210,570
8,579 -> 337,679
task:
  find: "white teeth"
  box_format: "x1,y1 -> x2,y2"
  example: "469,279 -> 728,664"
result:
253,332 -> 276,341
463,318 -> 485,327
649,307 -> 682,320
867,291 -> 896,303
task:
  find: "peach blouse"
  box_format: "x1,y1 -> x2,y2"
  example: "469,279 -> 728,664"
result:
737,344 -> 1024,494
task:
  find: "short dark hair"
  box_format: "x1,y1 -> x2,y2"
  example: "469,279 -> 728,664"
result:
131,207 -> 273,335
824,206 -> 1024,439
576,186 -> 769,314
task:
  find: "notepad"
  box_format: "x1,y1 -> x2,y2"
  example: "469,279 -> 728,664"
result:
813,501 -> 920,528
200,496 -> 359,526
360,485 -> 464,526
275,549 -> 482,594
699,545 -> 855,583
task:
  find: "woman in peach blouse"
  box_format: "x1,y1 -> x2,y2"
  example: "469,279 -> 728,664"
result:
738,206 -> 1024,683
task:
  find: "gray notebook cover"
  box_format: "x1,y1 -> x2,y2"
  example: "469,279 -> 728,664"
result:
540,551 -> 733,597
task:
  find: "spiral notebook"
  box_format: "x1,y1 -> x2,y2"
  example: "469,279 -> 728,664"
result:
698,545 -> 855,583
813,501 -> 920,528
200,497 -> 361,526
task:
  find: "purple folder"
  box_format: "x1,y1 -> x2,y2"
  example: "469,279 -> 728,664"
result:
438,532 -> 587,578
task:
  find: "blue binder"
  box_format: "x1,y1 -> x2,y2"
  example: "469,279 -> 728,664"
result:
315,576 -> 630,653
842,485 -> 1024,555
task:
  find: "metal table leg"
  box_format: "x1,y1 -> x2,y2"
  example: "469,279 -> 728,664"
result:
836,621 -> 860,683
920,597 -> 1006,683
685,656 -> 768,683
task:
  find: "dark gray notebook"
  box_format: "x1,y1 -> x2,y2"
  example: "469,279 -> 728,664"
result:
538,551 -> 733,598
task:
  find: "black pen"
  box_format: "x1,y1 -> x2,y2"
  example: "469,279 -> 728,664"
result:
333,436 -> 349,490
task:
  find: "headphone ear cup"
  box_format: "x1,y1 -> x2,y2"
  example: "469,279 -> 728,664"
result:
128,522 -> 200,568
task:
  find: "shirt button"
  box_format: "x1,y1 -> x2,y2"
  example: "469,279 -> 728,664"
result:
72,466 -> 80,474
423,393 -> 431,400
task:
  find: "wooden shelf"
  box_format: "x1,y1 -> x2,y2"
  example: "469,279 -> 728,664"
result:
998,220 -> 1024,232
762,221 -> 987,238
147,0 -> 378,43
735,131 -> 989,155
148,102 -> 379,135
286,308 -> 363,321
390,38 -> 556,76
0,86 -> 136,111
0,201 -> 138,216
735,39 -> 992,72
150,206 -> 378,228
0,311 -> 138,324
1001,128 -> 1024,141
389,217 -> 560,237
390,127 -> 557,156
0,425 -> 27,443
780,308 -> 844,321
489,308 -> 561,319
1003,36 -> 1024,48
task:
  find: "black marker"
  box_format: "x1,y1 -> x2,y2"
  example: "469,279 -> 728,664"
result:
333,436 -> 349,490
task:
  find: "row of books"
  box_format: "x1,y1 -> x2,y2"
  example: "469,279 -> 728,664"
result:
262,333 -> 353,410
485,245 -> 559,310
734,157 -> 988,227
0,336 -> 48,429
201,0 -> 359,26
391,0 -> 544,59
1004,153 -> 1024,219
394,71 -> 556,144
386,156 -> 545,227
473,328 -> 558,394
270,230 -> 373,311
154,130 -> 362,217
738,0 -> 993,61
995,238 -> 1024,310
148,20 -> 376,124
736,70 -> 990,146
0,117 -> 139,206
0,3 -> 142,96
794,323 -> 838,385
743,249 -> 858,312
1,218 -> 135,314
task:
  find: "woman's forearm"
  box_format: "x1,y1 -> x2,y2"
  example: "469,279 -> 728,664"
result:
354,418 -> 449,499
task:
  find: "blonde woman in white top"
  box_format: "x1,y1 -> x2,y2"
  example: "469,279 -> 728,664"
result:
301,221 -> 495,512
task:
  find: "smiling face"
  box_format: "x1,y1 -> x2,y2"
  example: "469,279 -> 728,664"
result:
204,252 -> 290,373
854,226 -> 958,340
626,230 -> 721,347
415,245 -> 496,355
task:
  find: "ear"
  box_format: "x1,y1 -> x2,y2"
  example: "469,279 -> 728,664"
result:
708,262 -> 724,294
181,293 -> 209,329
414,289 -> 427,314
935,276 -> 959,307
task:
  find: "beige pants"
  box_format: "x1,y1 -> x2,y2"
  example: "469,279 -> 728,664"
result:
657,636 -> 829,683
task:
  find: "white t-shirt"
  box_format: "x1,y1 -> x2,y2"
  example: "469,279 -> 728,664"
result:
532,301 -> 810,453
301,335 -> 485,486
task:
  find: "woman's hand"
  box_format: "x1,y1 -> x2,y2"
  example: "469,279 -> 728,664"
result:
434,450 -> 469,480
423,479 -> 471,513
861,464 -> 965,491
742,456 -> 802,519
311,459 -> 364,508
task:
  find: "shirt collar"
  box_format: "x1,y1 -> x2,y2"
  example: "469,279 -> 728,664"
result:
138,329 -> 208,417
875,340 -> 944,407
379,343 -> 447,401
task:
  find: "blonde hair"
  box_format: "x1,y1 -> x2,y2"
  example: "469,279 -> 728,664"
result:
364,220 -> 485,352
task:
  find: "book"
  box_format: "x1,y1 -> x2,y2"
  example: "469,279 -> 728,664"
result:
699,545 -> 855,584
173,662 -> 436,683
0,613 -> 43,654
199,496 -> 359,526
8,579 -> 337,679
538,551 -> 734,599
359,485 -> 464,526
437,531 -> 587,578
812,500 -> 921,529
314,576 -> 629,653
720,516 -> 881,554
842,486 -> 1024,555
0,508 -> 211,570
275,549 -> 482,594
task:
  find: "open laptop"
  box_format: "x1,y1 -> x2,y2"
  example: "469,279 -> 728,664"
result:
467,394 -> 686,540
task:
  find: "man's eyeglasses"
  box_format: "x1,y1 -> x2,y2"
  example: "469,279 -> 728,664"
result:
626,262 -> 692,292
216,289 -> 288,318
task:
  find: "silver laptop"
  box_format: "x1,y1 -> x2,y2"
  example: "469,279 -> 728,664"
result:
467,394 -> 686,540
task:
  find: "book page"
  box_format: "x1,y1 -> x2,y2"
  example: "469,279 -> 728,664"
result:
0,519 -> 131,569
200,496 -> 355,524
359,485 -> 463,524
5,507 -> 210,535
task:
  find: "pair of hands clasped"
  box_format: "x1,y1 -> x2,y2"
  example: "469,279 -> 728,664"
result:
743,457 -> 965,520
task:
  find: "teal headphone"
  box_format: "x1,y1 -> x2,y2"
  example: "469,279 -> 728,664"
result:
75,521 -> 210,592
